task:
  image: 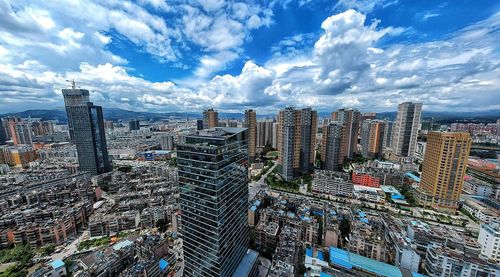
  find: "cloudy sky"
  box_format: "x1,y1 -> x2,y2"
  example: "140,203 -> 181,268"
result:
0,0 -> 499,114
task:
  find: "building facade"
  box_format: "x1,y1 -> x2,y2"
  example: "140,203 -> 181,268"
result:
178,128 -> 249,277
334,108 -> 361,159
244,109 -> 257,161
320,122 -> 346,171
390,102 -> 422,159
277,107 -> 317,181
62,86 -> 111,175
360,120 -> 385,159
202,108 -> 219,129
417,132 -> 471,211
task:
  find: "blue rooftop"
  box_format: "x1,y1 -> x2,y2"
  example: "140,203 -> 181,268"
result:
320,273 -> 333,277
357,211 -> 366,217
306,247 -> 313,257
250,206 -> 257,212
254,199 -> 261,206
360,218 -> 369,224
405,172 -> 421,182
50,259 -> 64,269
329,247 -> 426,277
313,210 -> 324,216
317,250 -> 324,261
112,239 -> 133,250
159,259 -> 169,271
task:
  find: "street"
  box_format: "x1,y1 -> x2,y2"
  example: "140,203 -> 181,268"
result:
248,161 -> 277,200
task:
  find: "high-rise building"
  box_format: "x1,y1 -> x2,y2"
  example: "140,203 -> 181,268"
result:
177,128 -> 251,277
321,122 -> 346,171
383,120 -> 394,148
203,108 -> 219,129
31,121 -> 54,136
62,85 -> 111,175
129,119 -> 140,131
159,134 -> 174,150
244,109 -> 257,161
0,120 -> 6,145
417,132 -> 471,211
360,120 -> 385,159
196,119 -> 203,130
256,120 -> 273,147
334,108 -> 361,159
277,107 -> 317,181
391,102 -> 422,159
272,122 -> 278,149
9,121 -> 32,145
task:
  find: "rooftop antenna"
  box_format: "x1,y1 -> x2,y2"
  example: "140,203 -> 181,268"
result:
65,79 -> 77,89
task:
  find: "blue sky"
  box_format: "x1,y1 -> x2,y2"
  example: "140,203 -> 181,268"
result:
0,0 -> 499,114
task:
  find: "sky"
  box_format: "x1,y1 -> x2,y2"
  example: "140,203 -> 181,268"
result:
0,0 -> 499,114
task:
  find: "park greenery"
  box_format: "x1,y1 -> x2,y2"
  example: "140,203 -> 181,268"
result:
0,245 -> 34,277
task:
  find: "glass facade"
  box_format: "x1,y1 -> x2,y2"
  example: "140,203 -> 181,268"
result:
62,88 -> 111,175
178,128 -> 249,277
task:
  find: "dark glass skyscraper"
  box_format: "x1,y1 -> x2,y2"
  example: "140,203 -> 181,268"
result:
178,128 -> 249,277
62,86 -> 111,175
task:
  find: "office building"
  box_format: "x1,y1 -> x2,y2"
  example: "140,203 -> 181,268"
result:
177,128 -> 250,277
277,107 -> 317,181
202,108 -> 219,129
129,120 -> 140,131
360,120 -> 385,159
417,132 -> 471,211
244,109 -> 257,161
478,221 -> 500,263
390,102 -> 422,159
320,122 -> 346,171
62,85 -> 111,175
9,121 -> 32,145
333,108 -> 361,159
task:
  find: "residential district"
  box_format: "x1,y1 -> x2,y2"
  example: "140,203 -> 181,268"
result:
0,86 -> 499,277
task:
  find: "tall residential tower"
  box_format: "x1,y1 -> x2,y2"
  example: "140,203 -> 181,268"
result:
417,132 -> 471,211
244,109 -> 257,161
390,102 -> 422,160
277,107 -> 317,181
203,108 -> 219,129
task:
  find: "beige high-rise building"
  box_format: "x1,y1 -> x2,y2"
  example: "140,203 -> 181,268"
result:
277,107 -> 317,181
417,132 -> 471,211
390,102 -> 422,160
244,109 -> 257,161
360,120 -> 385,159
202,108 -> 218,129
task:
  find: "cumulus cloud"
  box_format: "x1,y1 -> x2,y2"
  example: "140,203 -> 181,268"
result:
0,3 -> 499,114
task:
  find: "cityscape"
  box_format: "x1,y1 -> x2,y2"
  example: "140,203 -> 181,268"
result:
0,1 -> 500,277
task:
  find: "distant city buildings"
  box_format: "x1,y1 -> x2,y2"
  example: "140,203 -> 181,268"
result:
417,132 -> 471,211
202,108 -> 218,129
390,102 -> 422,160
277,107 -> 317,181
177,128 -> 253,276
128,119 -> 140,131
257,119 -> 274,147
62,85 -> 111,175
9,121 -> 32,145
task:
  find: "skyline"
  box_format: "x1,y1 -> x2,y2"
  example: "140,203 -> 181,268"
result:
1,1 -> 500,113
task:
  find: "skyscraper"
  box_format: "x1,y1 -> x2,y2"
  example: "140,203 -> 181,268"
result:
391,102 -> 423,159
244,109 -> 257,161
417,132 -> 471,211
203,108 -> 219,129
334,108 -> 361,159
196,119 -> 203,130
277,107 -> 317,181
360,120 -> 385,159
128,119 -> 140,131
62,85 -> 111,175
178,128 -> 250,277
0,120 -> 6,145
321,122 -> 346,171
256,120 -> 273,147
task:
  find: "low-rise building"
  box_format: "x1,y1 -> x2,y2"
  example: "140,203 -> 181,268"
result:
478,221 -> 500,263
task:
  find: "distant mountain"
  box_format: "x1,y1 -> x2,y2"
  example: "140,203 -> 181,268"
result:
2,108 -> 499,123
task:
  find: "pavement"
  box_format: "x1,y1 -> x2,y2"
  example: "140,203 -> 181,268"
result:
50,230 -> 89,261
249,161 -> 277,200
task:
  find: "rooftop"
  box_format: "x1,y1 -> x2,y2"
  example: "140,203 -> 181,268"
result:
232,249 -> 259,277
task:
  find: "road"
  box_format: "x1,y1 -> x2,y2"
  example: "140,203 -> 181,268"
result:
248,161 -> 277,200
50,230 -> 89,261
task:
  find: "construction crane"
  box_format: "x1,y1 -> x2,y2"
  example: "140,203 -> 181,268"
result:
65,79 -> 77,89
